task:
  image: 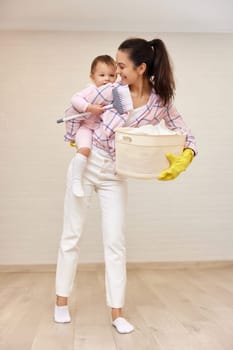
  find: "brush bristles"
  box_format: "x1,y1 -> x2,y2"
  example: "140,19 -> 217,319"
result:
112,85 -> 133,114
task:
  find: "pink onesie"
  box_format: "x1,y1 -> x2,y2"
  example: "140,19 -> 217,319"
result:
64,85 -> 102,149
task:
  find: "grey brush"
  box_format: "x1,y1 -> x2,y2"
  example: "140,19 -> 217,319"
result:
56,85 -> 133,124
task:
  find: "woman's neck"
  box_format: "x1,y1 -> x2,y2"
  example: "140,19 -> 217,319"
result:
129,80 -> 152,108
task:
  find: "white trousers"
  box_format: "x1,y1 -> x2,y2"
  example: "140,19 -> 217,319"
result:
56,147 -> 128,308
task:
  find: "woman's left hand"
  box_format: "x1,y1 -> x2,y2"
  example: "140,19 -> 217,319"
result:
158,149 -> 194,181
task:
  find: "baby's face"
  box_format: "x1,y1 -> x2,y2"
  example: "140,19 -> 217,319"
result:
91,62 -> 117,87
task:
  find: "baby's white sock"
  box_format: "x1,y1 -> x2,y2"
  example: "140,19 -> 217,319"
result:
72,153 -> 87,197
54,305 -> 71,323
112,317 -> 134,334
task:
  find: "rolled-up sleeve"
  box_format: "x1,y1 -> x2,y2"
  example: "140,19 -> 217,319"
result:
162,103 -> 197,155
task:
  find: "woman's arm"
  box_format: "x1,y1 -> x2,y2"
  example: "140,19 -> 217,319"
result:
162,102 -> 197,155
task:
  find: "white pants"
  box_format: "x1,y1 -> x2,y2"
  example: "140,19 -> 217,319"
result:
56,147 -> 128,308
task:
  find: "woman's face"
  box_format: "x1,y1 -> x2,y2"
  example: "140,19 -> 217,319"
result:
116,50 -> 142,86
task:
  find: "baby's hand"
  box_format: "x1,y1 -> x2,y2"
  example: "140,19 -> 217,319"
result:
86,104 -> 105,115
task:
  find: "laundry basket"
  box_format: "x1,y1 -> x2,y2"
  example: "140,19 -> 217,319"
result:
115,127 -> 186,179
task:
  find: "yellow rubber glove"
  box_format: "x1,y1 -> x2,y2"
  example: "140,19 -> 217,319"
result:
158,149 -> 194,181
69,141 -> 76,147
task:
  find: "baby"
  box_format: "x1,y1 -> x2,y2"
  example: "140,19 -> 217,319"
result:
64,55 -> 117,196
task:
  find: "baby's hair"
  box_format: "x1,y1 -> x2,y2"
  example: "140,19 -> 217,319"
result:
90,55 -> 116,74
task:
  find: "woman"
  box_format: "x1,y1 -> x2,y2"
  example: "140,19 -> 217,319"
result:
55,38 -> 197,334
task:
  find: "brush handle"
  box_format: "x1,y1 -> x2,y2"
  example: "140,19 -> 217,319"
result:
56,111 -> 90,123
56,104 -> 113,124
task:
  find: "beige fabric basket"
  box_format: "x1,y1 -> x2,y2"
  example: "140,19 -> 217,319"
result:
115,127 -> 186,179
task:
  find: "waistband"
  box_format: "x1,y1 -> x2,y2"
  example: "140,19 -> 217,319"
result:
92,145 -> 112,160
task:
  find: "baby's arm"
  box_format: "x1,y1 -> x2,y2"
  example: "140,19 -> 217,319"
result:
71,83 -> 115,114
72,92 -> 104,115
65,83 -> 117,142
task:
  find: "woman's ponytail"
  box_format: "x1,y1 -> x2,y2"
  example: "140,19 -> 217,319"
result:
148,39 -> 175,105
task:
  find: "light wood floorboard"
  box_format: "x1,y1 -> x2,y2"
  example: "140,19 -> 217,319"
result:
0,266 -> 233,350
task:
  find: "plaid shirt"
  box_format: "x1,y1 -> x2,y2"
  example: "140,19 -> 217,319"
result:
64,83 -> 197,159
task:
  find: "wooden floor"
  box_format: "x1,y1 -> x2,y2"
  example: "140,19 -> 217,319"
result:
0,265 -> 233,350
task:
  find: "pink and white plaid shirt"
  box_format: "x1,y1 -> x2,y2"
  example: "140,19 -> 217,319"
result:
64,82 -> 197,159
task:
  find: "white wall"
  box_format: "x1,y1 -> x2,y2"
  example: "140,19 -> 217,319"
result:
0,31 -> 232,265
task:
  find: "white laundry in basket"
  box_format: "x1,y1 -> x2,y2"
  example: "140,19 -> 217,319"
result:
115,122 -> 186,179
126,122 -> 178,136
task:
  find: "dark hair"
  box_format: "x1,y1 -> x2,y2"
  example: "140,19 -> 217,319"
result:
90,55 -> 116,74
118,38 -> 175,105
